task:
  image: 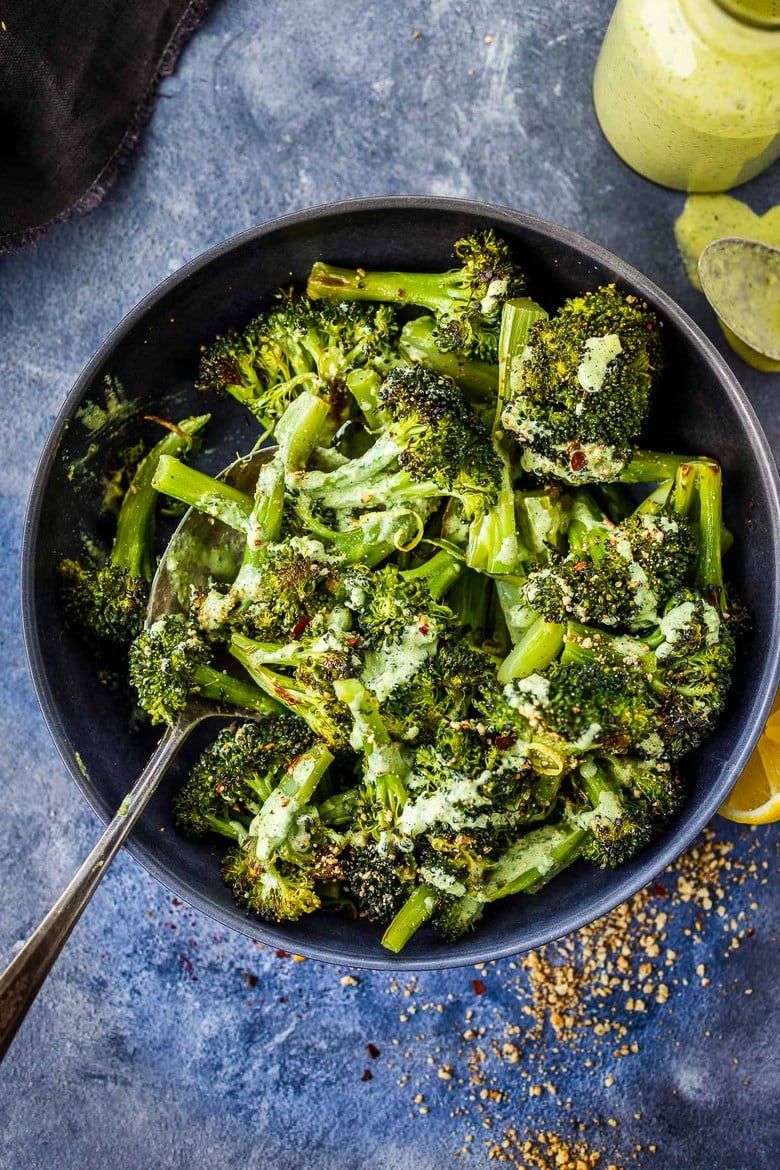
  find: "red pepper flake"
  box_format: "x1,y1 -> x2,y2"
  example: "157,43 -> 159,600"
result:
276,949 -> 291,959
361,1068 -> 374,1081
570,450 -> 587,472
367,1043 -> 381,1059
243,972 -> 259,988
650,881 -> 668,899
493,736 -> 515,751
291,616 -> 311,640
472,979 -> 486,995
574,561 -> 587,572
418,622 -> 430,636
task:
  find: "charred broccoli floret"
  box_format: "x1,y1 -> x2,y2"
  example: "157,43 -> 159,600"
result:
307,230 -> 525,360
502,284 -> 663,483
174,716 -> 314,837
521,485 -> 697,631
220,741 -> 339,923
59,414 -> 209,648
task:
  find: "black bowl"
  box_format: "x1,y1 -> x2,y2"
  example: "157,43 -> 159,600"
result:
21,197 -> 780,969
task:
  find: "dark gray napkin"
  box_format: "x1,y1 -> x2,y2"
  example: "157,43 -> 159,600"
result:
0,0 -> 211,251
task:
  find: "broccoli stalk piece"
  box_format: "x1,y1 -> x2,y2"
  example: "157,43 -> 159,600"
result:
399,315 -> 498,401
468,298 -> 550,574
520,476 -> 698,632
497,615 -> 565,683
221,741 -> 337,923
152,454 -> 254,533
59,414 -> 210,646
307,230 -> 525,360
333,678 -> 418,924
294,495 -> 431,567
230,631 -> 351,747
197,297 -> 400,433
129,614 -> 282,725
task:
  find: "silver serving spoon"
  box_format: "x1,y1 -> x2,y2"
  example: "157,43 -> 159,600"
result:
0,448 -> 270,1061
698,237 -> 780,371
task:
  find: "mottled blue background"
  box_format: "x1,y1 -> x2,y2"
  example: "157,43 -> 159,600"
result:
0,2 -> 778,1167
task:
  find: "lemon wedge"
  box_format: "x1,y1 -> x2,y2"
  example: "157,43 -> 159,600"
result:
719,690 -> 780,824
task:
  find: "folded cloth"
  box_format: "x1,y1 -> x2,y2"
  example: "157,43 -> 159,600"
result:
0,0 -> 210,252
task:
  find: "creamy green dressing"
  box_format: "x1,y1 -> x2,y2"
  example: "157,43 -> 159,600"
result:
594,0 -> 780,192
675,194 -> 780,369
576,334 -> 623,397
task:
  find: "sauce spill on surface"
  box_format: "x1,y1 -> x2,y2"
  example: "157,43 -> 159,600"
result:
675,195 -> 780,371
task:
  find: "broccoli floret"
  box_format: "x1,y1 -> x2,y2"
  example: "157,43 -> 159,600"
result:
502,284 -> 663,483
522,485 -> 697,630
220,741 -> 337,923
130,614 -> 280,725
230,630 -> 352,748
341,840 -> 417,924
487,659 -> 657,763
196,535 -> 345,643
577,754 -> 685,868
307,230 -> 525,360
174,716 -> 314,836
343,559 -> 459,649
59,414 -> 209,647
290,367 -> 501,522
197,296 -> 400,432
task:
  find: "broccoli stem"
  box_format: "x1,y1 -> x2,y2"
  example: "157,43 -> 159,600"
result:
152,455 -> 254,532
465,299 -> 548,576
400,548 -> 464,599
229,634 -> 345,745
447,567 -> 490,643
308,263 -> 464,316
302,468 -> 441,513
193,665 -> 284,716
381,883 -> 438,953
495,297 -> 549,428
480,821 -> 587,901
497,615 -> 565,684
333,677 -> 393,748
114,414 -> 210,580
400,316 -> 498,400
566,490 -> 608,551
248,743 -> 334,861
296,499 -> 427,566
618,450 -> 694,483
318,788 -> 359,827
692,461 -> 724,591
496,578 -> 536,644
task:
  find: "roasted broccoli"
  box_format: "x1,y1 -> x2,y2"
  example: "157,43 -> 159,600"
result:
308,230 -> 524,360
59,414 -> 209,647
129,614 -> 281,725
62,236 -> 746,957
197,296 -> 401,432
501,284 -> 663,483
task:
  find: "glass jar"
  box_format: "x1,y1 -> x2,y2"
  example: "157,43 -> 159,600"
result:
593,0 -> 780,192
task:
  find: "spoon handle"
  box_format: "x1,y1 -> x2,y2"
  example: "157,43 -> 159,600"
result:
0,720 -> 190,1062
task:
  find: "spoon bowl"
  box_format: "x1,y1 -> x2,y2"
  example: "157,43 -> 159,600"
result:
698,236 -> 780,370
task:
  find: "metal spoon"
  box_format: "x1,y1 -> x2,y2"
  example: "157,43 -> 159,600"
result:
0,448 -> 270,1061
698,237 -> 780,371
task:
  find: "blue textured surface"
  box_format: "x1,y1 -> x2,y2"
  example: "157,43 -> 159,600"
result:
0,2 -> 778,1167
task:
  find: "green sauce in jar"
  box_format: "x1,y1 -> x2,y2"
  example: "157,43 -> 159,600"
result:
593,0 -> 780,192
